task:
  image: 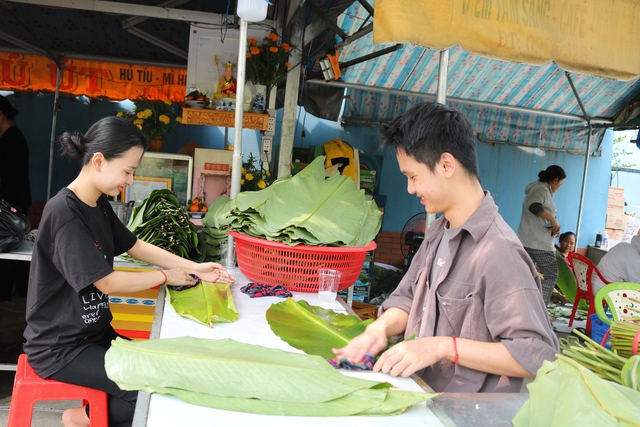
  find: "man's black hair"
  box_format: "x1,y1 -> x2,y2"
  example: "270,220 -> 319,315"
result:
380,102 -> 480,180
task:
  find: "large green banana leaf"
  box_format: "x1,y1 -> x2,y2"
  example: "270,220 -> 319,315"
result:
266,299 -> 373,359
104,337 -> 436,416
513,356 -> 640,427
167,281 -> 237,327
555,251 -> 588,309
202,156 -> 382,247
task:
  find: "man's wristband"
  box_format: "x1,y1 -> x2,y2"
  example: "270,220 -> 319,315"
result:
452,335 -> 459,365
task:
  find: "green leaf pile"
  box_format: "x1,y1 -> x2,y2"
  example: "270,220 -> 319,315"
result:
199,195 -> 234,263
266,299 -> 373,359
167,281 -> 238,327
202,156 -> 382,247
513,357 -> 640,426
126,189 -> 201,260
105,337 -> 436,416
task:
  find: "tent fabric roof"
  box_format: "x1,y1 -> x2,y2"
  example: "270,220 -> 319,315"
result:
333,2 -> 640,154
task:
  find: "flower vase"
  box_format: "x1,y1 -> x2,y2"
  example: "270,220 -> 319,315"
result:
147,135 -> 164,152
251,84 -> 267,113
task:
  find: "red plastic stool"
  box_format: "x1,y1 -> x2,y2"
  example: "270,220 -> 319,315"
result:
7,354 -> 109,427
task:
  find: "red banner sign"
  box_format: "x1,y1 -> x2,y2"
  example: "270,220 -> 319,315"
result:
0,51 -> 187,102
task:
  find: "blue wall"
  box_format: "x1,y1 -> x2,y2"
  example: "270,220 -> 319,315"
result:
6,92 -> 263,203
6,92 -> 613,249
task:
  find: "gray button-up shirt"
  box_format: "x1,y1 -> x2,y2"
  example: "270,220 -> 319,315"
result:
381,192 -> 559,393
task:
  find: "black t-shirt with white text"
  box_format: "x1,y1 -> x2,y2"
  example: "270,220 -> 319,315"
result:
24,188 -> 137,377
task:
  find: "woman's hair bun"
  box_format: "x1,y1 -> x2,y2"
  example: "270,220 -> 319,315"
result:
59,131 -> 86,160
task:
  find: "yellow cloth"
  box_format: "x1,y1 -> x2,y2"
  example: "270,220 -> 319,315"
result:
323,138 -> 359,186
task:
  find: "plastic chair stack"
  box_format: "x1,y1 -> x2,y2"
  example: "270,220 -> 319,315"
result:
7,354 -> 108,427
567,252 -> 610,335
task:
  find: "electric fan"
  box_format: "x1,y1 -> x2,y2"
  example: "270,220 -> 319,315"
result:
400,212 -> 426,270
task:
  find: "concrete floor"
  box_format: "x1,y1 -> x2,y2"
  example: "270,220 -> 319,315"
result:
0,295 -> 80,426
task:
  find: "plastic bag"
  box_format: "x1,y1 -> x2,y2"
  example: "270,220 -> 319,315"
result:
0,198 -> 30,253
513,357 -> 640,427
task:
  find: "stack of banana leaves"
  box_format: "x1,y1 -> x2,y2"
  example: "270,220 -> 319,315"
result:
201,155 -> 382,252
126,189 -> 201,261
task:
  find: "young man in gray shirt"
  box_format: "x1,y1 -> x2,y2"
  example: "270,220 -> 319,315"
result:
333,102 -> 559,393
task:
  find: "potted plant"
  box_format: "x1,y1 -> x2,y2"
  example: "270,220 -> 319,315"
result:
116,95 -> 182,151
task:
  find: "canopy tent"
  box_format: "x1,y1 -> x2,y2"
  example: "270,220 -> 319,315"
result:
322,0 -> 640,153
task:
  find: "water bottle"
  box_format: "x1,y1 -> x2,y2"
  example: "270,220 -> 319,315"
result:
602,230 -> 609,249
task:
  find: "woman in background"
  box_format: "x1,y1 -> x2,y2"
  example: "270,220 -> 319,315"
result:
23,116 -> 234,427
556,231 -> 576,262
0,94 -> 31,300
517,165 -> 567,305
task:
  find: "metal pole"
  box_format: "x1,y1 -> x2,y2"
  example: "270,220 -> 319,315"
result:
46,65 -> 61,200
425,49 -> 450,228
225,17 -> 249,268
565,71 -> 591,247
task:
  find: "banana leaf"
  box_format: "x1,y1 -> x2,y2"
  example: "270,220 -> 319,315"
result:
513,356 -> 640,427
167,280 -> 237,327
104,337 -> 436,416
555,251 -> 588,309
266,299 -> 373,359
204,156 -> 382,247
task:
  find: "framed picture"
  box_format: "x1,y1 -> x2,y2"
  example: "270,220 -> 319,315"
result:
121,176 -> 172,204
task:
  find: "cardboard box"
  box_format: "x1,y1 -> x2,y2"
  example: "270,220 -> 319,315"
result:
606,204 -> 625,214
605,214 -> 628,230
608,187 -> 625,206
605,228 -> 623,241
192,148 -> 232,207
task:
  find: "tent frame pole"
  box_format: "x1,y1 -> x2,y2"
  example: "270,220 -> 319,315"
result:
46,65 -> 61,200
565,71 -> 592,247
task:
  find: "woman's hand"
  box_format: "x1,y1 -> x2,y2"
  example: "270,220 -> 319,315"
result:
550,218 -> 561,236
191,262 -> 235,284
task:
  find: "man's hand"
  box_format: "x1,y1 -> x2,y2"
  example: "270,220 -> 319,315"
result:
332,323 -> 388,363
374,337 -> 446,377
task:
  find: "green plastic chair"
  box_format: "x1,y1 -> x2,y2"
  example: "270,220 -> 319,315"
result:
594,282 -> 640,325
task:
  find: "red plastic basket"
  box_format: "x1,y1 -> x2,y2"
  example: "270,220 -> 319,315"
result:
229,231 -> 377,292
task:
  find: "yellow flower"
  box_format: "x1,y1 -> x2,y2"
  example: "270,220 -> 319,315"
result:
175,116 -> 182,123
115,94 -> 178,140
257,180 -> 266,189
242,167 -> 246,174
241,178 -> 245,185
245,173 -> 254,181
265,170 -> 271,176
164,99 -> 172,105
